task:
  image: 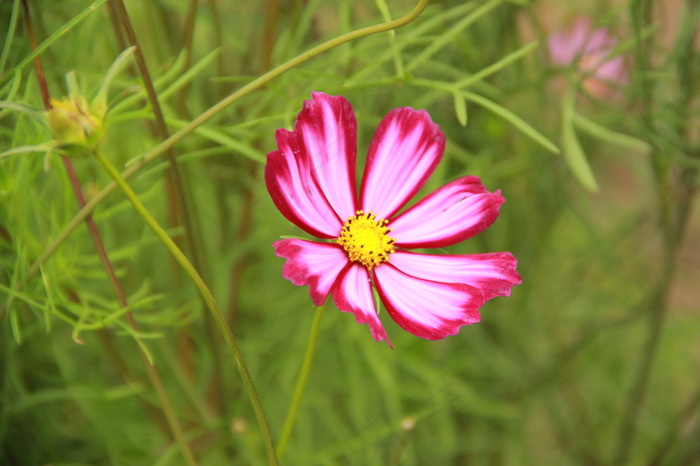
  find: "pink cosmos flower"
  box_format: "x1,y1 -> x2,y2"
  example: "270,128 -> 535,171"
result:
266,92 -> 521,346
548,19 -> 628,97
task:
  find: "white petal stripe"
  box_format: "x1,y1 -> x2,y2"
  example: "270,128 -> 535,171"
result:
266,130 -> 342,238
332,263 -> 391,346
390,177 -> 504,248
361,108 -> 445,220
388,251 -> 521,301
297,93 -> 357,221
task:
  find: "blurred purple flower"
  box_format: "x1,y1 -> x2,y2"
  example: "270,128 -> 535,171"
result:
549,19 -> 628,97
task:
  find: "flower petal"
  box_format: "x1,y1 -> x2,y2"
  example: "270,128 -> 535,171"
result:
332,263 -> 392,346
549,19 -> 591,65
295,92 -> 358,221
273,239 -> 348,306
390,176 -> 504,248
374,264 -> 484,340
389,251 -> 521,301
591,54 -> 627,84
360,107 -> 445,220
266,129 -> 342,238
583,27 -> 614,55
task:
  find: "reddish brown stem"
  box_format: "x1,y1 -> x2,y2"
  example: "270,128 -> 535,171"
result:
21,0 -> 50,109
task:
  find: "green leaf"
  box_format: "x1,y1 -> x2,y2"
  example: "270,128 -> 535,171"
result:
406,0 -> 503,73
109,50 -> 188,114
93,46 -> 137,114
562,90 -> 599,192
453,92 -> 468,126
165,117 -> 265,163
0,0 -> 21,76
0,69 -> 22,104
562,118 -> 598,192
158,47 -> 220,102
65,70 -> 80,97
39,267 -> 55,334
0,142 -> 60,160
344,2 -> 479,87
10,306 -> 21,344
573,112 -> 651,152
463,91 -> 560,154
0,100 -> 47,126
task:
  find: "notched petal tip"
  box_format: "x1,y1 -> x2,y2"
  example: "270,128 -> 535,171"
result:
489,252 -> 522,297
389,251 -> 521,303
273,239 -> 348,307
374,264 -> 485,341
391,176 -> 506,249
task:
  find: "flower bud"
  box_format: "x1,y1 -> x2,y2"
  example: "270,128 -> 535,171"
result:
47,94 -> 104,157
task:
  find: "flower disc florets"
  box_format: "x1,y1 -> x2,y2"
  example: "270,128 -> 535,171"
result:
337,210 -> 395,269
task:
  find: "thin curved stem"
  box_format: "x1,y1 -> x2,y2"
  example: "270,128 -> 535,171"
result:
19,0 -> 430,283
111,0 -> 198,264
93,150 -> 277,465
110,0 -> 222,417
276,303 -> 326,460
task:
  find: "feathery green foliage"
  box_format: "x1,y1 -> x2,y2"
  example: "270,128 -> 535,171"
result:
1,0 -> 699,464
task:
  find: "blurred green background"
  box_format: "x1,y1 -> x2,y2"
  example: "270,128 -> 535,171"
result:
1,0 -> 699,464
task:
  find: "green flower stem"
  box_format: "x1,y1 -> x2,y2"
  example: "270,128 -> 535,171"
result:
63,155 -> 198,466
276,303 -> 327,460
93,150 -> 278,466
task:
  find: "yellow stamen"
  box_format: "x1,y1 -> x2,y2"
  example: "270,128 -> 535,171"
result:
337,210 -> 395,269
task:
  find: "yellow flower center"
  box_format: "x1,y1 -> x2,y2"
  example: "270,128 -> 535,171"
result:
337,210 -> 395,269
